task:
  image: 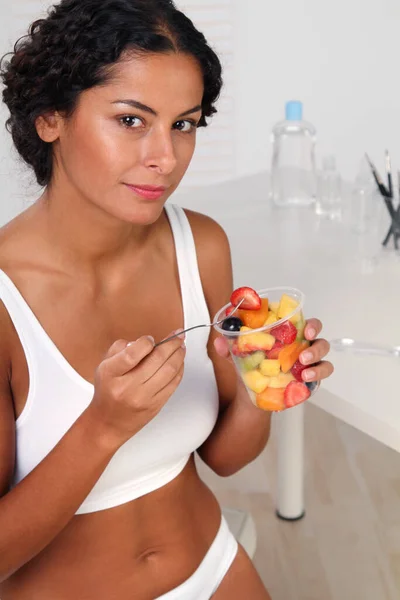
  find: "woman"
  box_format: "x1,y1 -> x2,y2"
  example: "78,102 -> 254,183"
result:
0,1 -> 333,598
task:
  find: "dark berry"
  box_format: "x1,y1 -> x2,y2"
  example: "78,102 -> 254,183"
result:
306,381 -> 318,393
221,317 -> 243,332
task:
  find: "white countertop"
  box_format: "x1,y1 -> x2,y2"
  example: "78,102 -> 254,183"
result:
173,172 -> 400,452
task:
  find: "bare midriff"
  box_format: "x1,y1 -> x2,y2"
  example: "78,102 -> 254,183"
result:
0,455 -> 223,599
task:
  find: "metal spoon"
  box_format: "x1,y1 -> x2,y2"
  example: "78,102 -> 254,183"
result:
154,298 -> 245,347
330,337 -> 400,357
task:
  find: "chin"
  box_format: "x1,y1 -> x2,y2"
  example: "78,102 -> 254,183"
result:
117,200 -> 167,226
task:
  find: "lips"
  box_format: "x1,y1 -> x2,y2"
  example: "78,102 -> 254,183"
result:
127,184 -> 166,192
124,183 -> 167,200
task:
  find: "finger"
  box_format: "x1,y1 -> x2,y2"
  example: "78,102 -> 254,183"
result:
104,335 -> 155,377
104,339 -> 130,359
299,338 -> 330,365
304,319 -> 322,340
301,360 -> 334,382
160,328 -> 186,343
139,336 -> 186,384
139,346 -> 186,395
150,362 -> 185,407
213,336 -> 230,358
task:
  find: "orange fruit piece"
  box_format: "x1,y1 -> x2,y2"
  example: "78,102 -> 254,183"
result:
240,298 -> 269,329
256,387 -> 285,412
279,341 -> 310,373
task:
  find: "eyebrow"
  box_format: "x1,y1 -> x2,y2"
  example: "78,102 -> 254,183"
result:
111,99 -> 202,118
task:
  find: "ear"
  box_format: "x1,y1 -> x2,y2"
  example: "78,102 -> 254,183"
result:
35,111 -> 63,143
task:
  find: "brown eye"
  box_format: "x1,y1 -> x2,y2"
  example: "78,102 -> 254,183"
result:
174,120 -> 196,133
120,116 -> 143,128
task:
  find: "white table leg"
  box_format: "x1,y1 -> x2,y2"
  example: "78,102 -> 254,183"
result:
276,402 -> 305,520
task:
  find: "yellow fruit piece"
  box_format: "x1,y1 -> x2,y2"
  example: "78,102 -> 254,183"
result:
268,372 -> 295,388
259,359 -> 281,377
242,370 -> 270,394
269,301 -> 279,314
264,311 -> 278,326
278,294 -> 301,324
237,327 -> 275,353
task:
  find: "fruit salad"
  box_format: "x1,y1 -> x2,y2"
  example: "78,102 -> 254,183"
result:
214,286 -> 319,412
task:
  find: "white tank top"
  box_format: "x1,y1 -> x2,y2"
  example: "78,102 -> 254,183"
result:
1,204 -> 219,514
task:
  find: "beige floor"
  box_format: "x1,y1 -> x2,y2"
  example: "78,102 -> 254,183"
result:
196,402 -> 400,600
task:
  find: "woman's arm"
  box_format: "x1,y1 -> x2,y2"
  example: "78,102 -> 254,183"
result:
187,209 -> 333,477
0,318 -> 181,582
185,210 -> 272,476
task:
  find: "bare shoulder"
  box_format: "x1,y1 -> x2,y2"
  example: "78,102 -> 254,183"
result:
183,208 -> 230,253
183,209 -> 232,290
183,208 -> 233,312
0,203 -> 39,266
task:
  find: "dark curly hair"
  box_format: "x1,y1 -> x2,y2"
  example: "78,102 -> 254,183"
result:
0,0 -> 223,187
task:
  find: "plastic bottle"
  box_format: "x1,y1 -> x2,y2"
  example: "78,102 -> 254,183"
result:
270,101 -> 317,207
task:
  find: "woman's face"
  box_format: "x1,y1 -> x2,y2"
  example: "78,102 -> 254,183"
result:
44,52 -> 204,224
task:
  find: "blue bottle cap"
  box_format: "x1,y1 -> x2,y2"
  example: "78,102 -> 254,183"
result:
285,101 -> 303,121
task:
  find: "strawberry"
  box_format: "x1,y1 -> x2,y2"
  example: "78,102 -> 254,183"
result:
284,381 -> 311,408
225,305 -> 235,317
230,287 -> 261,311
270,320 -> 297,344
266,341 -> 284,359
291,359 -> 308,382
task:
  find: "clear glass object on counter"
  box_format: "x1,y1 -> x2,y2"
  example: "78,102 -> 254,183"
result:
270,100 -> 317,208
345,156 -> 388,270
349,157 -> 381,234
316,155 -> 342,220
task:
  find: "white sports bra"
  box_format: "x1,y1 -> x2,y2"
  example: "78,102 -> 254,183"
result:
1,204 -> 219,514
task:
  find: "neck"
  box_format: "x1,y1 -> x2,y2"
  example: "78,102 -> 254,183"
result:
33,185 -> 155,273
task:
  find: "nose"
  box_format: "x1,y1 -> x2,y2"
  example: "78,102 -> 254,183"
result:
142,126 -> 177,175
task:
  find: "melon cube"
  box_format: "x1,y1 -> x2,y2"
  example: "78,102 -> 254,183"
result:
259,359 -> 281,377
242,370 -> 270,394
268,372 -> 295,388
296,317 -> 306,342
237,351 -> 265,372
256,387 -> 285,412
237,327 -> 275,353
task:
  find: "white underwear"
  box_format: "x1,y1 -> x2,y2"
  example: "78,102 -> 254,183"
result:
155,516 -> 238,600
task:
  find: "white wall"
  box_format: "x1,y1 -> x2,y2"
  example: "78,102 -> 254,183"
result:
231,0 -> 400,182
